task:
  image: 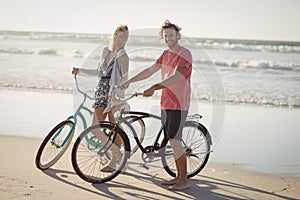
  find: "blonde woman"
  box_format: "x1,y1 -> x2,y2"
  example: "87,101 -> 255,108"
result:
72,25 -> 129,172
72,25 -> 129,123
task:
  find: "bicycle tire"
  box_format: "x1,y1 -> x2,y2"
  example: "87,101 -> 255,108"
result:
71,122 -> 130,183
121,117 -> 145,155
161,121 -> 211,178
35,120 -> 75,170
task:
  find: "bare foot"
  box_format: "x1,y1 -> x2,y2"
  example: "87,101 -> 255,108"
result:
168,182 -> 189,190
100,151 -> 123,173
161,178 -> 177,185
100,165 -> 115,173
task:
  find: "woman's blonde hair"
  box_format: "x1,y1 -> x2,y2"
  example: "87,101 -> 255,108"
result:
159,20 -> 181,39
113,25 -> 128,36
111,25 -> 129,52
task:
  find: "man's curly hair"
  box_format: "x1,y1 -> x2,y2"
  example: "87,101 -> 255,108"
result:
159,20 -> 182,39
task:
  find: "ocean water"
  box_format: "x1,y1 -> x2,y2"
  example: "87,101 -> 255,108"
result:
0,30 -> 300,107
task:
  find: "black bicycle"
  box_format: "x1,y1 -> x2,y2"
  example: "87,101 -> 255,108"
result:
71,90 -> 212,183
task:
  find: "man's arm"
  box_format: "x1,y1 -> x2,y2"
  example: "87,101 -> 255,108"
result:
143,66 -> 187,97
122,63 -> 160,89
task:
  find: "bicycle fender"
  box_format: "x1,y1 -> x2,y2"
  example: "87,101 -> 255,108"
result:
185,121 -> 212,145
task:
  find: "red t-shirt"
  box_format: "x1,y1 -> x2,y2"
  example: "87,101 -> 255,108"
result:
156,47 -> 192,110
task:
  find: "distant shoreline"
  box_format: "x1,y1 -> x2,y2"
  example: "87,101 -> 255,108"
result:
1,87 -> 299,109
1,29 -> 300,44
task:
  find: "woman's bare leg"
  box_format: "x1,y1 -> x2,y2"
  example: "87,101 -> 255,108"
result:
108,105 -> 122,148
91,107 -> 109,142
93,107 -> 107,124
93,106 -> 122,172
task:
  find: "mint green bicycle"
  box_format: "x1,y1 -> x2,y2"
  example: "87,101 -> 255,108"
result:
35,75 -> 145,170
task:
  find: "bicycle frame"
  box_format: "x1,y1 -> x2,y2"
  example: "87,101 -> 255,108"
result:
51,75 -> 94,147
119,111 -> 165,154
95,86 -> 212,157
115,97 -> 212,157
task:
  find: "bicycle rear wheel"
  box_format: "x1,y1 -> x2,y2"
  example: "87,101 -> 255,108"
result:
35,120 -> 75,170
161,121 -> 211,178
71,122 -> 130,183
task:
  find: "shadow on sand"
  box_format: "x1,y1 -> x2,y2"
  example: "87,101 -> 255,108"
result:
42,162 -> 296,200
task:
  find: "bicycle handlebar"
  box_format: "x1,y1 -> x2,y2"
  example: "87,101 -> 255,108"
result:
74,74 -> 94,100
102,86 -> 143,114
111,85 -> 144,103
74,74 -> 143,103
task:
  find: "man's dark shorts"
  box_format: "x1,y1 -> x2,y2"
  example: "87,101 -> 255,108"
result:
161,109 -> 188,140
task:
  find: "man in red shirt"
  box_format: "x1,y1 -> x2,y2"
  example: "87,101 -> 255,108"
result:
122,20 -> 192,190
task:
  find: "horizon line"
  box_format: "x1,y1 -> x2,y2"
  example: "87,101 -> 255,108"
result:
1,29 -> 300,43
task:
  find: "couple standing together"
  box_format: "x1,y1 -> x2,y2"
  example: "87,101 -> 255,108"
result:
72,20 -> 192,190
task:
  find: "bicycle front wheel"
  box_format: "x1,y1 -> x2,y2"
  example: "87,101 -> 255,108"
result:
161,121 -> 211,178
71,122 -> 130,183
35,120 -> 75,170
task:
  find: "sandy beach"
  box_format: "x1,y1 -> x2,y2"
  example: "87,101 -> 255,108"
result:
0,89 -> 300,199
0,135 -> 299,200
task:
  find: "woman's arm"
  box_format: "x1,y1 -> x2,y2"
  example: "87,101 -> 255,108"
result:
117,53 -> 129,82
108,49 -> 129,97
75,68 -> 98,76
71,47 -> 109,77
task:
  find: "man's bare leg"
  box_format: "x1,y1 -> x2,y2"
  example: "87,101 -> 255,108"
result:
162,138 -> 189,190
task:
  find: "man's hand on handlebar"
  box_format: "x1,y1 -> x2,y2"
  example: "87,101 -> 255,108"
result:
72,67 -> 79,75
143,86 -> 155,97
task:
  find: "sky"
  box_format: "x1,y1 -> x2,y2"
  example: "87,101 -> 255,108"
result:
0,0 -> 300,41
